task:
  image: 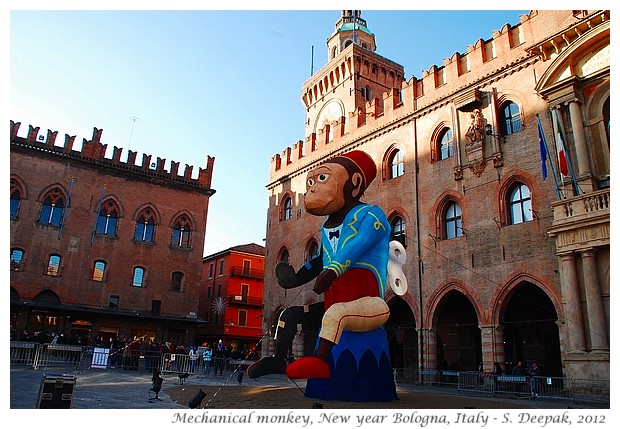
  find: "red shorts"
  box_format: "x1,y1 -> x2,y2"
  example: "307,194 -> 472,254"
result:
323,268 -> 379,310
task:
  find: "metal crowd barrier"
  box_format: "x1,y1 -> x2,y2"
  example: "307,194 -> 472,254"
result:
11,341 -> 90,370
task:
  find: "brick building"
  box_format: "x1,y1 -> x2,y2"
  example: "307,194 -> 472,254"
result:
198,243 -> 265,354
10,121 -> 215,348
263,10 -> 609,382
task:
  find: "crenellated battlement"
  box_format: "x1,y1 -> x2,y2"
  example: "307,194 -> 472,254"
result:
270,10 -> 604,183
10,120 -> 215,191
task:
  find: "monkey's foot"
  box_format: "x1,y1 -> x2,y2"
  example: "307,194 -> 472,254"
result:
285,356 -> 330,379
247,356 -> 287,379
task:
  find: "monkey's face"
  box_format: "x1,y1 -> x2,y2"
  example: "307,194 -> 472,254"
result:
304,162 -> 349,216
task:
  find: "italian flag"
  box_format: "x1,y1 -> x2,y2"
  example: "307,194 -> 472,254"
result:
554,110 -> 569,177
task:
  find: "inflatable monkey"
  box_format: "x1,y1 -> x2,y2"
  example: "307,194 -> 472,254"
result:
248,150 -> 397,380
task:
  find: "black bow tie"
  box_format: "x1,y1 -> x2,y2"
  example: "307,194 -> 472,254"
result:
329,230 -> 339,239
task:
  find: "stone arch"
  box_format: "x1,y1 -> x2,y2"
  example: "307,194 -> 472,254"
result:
429,120 -> 453,162
495,170 -> 541,227
491,271 -> 564,326
425,280 -> 484,328
98,194 -> 125,218
429,190 -> 467,240
132,203 -> 161,224
36,183 -> 69,204
168,209 -> 197,229
10,174 -> 28,199
426,282 -> 484,371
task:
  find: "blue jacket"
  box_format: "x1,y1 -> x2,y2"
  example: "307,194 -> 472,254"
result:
322,204 -> 391,298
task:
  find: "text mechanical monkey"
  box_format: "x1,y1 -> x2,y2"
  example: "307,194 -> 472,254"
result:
249,150 -> 405,380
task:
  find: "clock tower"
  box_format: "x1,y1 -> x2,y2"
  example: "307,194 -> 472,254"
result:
301,10 -> 405,141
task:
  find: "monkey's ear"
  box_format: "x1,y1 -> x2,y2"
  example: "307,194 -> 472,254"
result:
351,172 -> 364,198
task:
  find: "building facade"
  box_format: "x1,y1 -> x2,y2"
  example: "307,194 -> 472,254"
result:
263,10 -> 609,382
198,243 -> 265,354
10,120 -> 215,348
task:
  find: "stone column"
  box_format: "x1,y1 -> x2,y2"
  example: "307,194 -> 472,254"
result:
479,325 -> 496,373
581,249 -> 609,351
567,99 -> 591,176
492,325 -> 505,371
558,252 -> 587,351
423,327 -> 437,370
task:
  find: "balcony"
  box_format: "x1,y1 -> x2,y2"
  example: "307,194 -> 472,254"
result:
226,294 -> 263,307
547,189 -> 610,253
230,266 -> 264,279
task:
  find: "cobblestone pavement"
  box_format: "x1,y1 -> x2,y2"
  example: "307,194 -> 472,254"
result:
9,365 -> 601,410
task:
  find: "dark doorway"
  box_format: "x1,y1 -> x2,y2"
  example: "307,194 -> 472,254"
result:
434,291 -> 481,371
385,296 -> 418,374
502,282 -> 562,376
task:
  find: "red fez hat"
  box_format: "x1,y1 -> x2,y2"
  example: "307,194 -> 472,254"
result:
333,150 -> 377,189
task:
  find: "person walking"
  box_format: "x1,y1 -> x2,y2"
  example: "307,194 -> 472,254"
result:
529,361 -> 541,399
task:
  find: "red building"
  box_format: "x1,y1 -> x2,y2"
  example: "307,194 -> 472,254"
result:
10,120 -> 215,348
198,244 -> 265,355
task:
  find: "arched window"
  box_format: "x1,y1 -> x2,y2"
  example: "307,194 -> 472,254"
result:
171,271 -> 184,292
132,267 -> 146,287
499,101 -> 522,136
362,86 -> 372,101
11,248 -> 24,271
171,215 -> 192,248
279,248 -> 290,264
134,209 -> 156,242
92,260 -> 107,282
282,196 -> 293,221
306,240 -> 320,262
389,149 -> 405,179
439,128 -> 454,160
390,216 -> 406,247
445,201 -> 463,239
46,254 -> 62,276
95,199 -> 119,236
39,188 -> 65,226
10,181 -> 21,220
508,183 -> 532,224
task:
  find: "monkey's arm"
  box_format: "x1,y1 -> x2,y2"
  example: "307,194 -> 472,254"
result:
275,252 -> 323,289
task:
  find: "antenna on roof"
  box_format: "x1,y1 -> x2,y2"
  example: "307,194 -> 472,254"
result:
128,115 -> 140,152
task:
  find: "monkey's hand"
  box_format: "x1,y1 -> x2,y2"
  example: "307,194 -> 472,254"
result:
275,262 -> 299,289
312,269 -> 337,295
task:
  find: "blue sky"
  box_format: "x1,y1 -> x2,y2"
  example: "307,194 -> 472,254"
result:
10,5 -> 532,256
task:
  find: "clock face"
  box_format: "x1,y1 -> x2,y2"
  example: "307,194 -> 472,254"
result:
315,99 -> 344,134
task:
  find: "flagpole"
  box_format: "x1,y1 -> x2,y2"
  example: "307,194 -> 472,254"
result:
537,114 -> 562,199
553,109 -> 581,196
58,177 -> 74,239
91,185 -> 106,245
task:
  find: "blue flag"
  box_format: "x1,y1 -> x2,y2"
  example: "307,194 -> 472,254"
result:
537,116 -> 548,180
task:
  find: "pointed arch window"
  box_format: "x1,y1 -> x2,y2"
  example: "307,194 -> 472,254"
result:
282,196 -> 293,221
171,215 -> 191,248
445,201 -> 463,239
10,180 -> 22,220
439,128 -> 454,160
499,101 -> 522,136
96,200 -> 119,236
508,183 -> 532,224
134,208 -> 156,243
39,188 -> 65,226
390,216 -> 406,247
388,149 -> 405,179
